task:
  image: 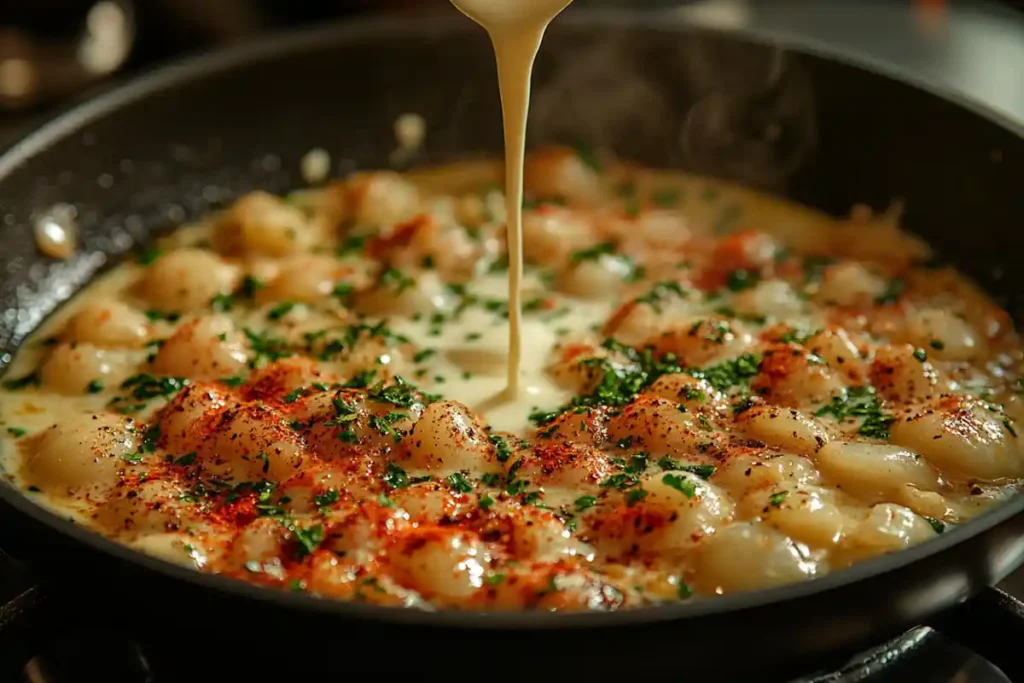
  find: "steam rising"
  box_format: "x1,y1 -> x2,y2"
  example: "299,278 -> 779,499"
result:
528,25 -> 818,192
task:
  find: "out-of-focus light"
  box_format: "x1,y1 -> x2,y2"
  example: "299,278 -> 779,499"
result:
913,0 -> 949,35
79,1 -> 132,74
0,58 -> 36,100
674,0 -> 752,29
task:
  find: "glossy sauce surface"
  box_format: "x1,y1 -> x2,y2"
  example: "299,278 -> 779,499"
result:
2,153 -> 1023,610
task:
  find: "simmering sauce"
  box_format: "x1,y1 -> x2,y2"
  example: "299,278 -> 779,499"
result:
3,152 -> 1024,608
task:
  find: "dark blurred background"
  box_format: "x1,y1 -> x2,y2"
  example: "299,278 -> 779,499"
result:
0,0 -> 1022,144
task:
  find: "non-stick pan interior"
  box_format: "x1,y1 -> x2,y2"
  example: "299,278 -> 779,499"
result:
1,14 -> 1023,358
1,14 -> 1024,679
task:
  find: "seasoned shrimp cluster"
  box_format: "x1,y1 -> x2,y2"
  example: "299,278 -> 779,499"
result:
3,147 -> 1023,610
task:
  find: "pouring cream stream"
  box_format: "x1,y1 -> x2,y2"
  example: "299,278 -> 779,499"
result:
449,0 -> 573,403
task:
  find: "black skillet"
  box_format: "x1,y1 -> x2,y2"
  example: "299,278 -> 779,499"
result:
1,11 -> 1024,682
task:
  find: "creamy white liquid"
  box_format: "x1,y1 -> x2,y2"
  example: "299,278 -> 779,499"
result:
450,0 -> 573,404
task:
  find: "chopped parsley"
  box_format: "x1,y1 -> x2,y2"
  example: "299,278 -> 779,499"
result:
144,309 -> 181,323
814,386 -> 895,440
413,348 -> 436,364
912,348 -> 927,362
332,282 -> 354,302
139,424 -> 161,454
314,489 -> 340,512
121,374 -> 188,401
662,473 -> 696,498
367,377 -> 419,408
240,276 -> 264,299
634,281 -> 687,312
924,517 -> 946,534
571,242 -> 615,263
137,247 -> 163,265
530,339 -> 685,425
266,301 -> 296,321
652,188 -> 681,207
86,379 -> 104,394
626,489 -> 649,506
726,269 -> 759,292
488,434 -> 513,462
6,427 -> 27,438
688,353 -> 761,393
291,524 -> 325,558
447,472 -> 474,494
875,278 -> 906,305
170,451 -> 196,466
656,458 -> 715,479
574,495 -> 598,512
769,491 -> 789,507
210,293 -> 234,312
380,268 -> 416,294
930,340 -> 945,350
573,141 -> 602,172
337,235 -> 367,257
383,462 -> 410,489
243,328 -> 293,367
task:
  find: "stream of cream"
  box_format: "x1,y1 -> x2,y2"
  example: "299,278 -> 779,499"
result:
450,0 -> 573,406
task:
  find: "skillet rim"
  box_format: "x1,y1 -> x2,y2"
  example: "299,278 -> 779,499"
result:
1,10 -> 1023,630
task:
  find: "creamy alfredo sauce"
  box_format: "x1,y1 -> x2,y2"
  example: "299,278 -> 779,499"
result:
3,153 -> 1024,609
450,0 -> 573,406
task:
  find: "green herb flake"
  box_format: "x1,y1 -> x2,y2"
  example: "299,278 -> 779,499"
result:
86,379 -> 104,394
137,247 -> 163,265
726,269 -> 759,292
662,473 -> 696,498
571,242 -> 616,263
875,278 -> 906,305
240,276 -> 265,299
573,141 -> 602,172
6,427 -> 27,438
814,386 -> 895,440
652,188 -> 681,207
413,348 -> 436,364
210,293 -> 234,312
447,472 -> 474,494
626,489 -> 649,506
267,301 -> 296,321
769,490 -> 789,507
291,524 -> 325,558
314,489 -> 340,511
332,282 -> 355,302
380,268 -> 416,294
173,451 -> 197,466
912,348 -> 927,362
383,462 -> 410,490
488,434 -> 513,463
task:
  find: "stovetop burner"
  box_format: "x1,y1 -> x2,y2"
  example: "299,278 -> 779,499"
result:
6,625 -> 1012,683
